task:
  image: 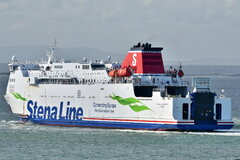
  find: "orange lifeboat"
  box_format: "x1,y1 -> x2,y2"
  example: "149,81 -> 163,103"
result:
108,69 -> 118,77
117,67 -> 132,77
108,67 -> 132,77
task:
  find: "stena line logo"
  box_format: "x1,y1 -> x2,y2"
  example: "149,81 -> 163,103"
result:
132,53 -> 137,66
27,100 -> 83,121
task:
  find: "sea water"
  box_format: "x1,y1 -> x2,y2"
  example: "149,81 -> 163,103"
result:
0,64 -> 239,160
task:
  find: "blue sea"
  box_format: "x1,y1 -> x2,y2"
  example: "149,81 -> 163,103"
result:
0,64 -> 240,160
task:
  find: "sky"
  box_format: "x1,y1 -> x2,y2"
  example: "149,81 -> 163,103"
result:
0,0 -> 240,64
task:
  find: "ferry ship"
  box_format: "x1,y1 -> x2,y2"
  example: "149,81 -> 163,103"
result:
4,41 -> 234,131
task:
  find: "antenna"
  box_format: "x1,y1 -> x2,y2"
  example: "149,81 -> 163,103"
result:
83,57 -> 87,62
47,39 -> 57,64
220,88 -> 225,98
221,88 -> 225,94
11,55 -> 18,64
107,56 -> 111,62
179,60 -> 182,69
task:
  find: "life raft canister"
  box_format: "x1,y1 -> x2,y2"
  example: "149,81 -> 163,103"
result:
178,69 -> 184,77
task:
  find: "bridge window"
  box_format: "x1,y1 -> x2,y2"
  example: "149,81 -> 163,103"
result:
182,103 -> 189,120
54,65 -> 63,69
82,65 -> 90,70
216,104 -> 222,120
91,64 -> 105,70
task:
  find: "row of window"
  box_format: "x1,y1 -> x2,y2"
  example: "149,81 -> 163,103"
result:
38,95 -> 97,99
36,78 -> 107,85
38,78 -> 78,84
30,72 -> 73,77
82,65 -> 90,70
9,78 -> 15,82
83,72 -> 103,75
54,65 -> 63,69
75,65 -> 90,69
75,64 -> 105,70
39,95 -> 74,98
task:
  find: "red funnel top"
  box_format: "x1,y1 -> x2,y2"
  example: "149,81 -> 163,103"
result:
121,43 -> 165,74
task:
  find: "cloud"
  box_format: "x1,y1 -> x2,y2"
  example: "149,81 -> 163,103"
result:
101,2 -> 125,20
0,1 -> 8,10
141,0 -> 153,6
224,0 -> 238,8
0,0 -> 240,64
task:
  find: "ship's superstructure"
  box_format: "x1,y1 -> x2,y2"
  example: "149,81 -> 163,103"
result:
4,42 -> 234,131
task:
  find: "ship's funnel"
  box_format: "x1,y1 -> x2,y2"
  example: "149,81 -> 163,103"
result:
121,43 -> 165,74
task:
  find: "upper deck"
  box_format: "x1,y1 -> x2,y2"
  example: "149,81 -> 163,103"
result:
7,42 -> 188,98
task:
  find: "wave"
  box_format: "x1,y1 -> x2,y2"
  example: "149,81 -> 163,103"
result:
1,120 -> 240,136
0,120 -> 98,133
187,129 -> 240,136
114,129 -> 240,136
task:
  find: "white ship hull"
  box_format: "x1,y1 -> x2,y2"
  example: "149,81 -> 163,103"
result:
4,42 -> 234,131
5,83 -> 234,130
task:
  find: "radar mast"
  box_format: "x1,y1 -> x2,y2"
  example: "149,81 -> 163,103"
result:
47,39 -> 57,64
